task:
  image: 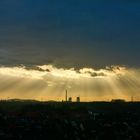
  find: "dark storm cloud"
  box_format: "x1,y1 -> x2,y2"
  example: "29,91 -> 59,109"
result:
0,0 -> 140,68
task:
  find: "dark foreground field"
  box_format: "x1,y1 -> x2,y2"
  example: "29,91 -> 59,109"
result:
0,100 -> 140,140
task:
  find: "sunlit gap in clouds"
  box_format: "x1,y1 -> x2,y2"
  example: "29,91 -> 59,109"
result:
0,64 -> 139,101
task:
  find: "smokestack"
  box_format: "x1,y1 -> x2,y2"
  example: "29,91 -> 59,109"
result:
66,90 -> 67,102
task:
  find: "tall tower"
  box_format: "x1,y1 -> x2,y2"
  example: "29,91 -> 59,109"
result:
65,90 -> 68,102
131,96 -> 134,102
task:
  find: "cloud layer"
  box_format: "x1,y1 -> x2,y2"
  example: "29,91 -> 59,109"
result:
0,1 -> 140,68
0,65 -> 139,101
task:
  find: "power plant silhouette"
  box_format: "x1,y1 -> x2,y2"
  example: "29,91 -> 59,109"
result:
65,90 -> 80,102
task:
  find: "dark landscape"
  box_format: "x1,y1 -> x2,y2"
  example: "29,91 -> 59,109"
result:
0,100 -> 140,140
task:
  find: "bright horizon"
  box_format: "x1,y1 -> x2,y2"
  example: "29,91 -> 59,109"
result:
0,64 -> 139,102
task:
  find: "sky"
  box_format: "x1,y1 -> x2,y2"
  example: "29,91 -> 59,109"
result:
0,1 -> 140,101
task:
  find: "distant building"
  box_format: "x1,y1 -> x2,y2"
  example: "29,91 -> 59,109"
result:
68,97 -> 72,102
111,99 -> 126,103
76,97 -> 80,102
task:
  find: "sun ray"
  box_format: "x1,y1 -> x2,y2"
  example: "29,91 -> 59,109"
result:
0,65 -> 139,101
